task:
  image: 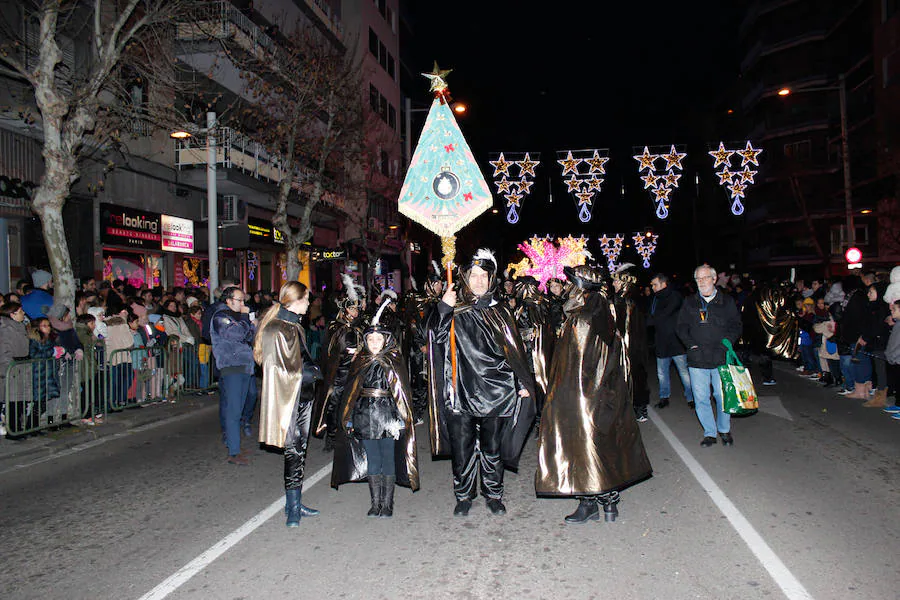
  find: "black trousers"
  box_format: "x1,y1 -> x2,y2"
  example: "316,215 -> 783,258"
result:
284,400 -> 313,490
447,413 -> 505,501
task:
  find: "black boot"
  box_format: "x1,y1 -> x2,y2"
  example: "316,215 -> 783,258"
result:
820,372 -> 835,387
598,491 -> 620,523
367,474 -> 383,517
379,475 -> 395,518
564,497 -> 599,523
285,489 -> 301,527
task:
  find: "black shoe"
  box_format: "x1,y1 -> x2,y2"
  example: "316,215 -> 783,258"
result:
598,491 -> 620,523
564,498 -> 599,523
654,398 -> 670,409
688,401 -> 696,410
486,498 -> 506,515
719,432 -> 734,446
453,500 -> 472,516
700,436 -> 717,447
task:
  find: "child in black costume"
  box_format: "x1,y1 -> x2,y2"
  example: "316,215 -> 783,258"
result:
331,299 -> 419,517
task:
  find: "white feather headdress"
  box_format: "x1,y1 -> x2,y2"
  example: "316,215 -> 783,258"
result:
341,273 -> 362,302
472,248 -> 497,270
372,297 -> 393,326
380,288 -> 398,301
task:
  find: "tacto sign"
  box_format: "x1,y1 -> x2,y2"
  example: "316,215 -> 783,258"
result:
845,247 -> 862,269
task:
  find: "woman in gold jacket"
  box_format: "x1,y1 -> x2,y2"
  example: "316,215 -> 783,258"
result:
254,282 -> 323,527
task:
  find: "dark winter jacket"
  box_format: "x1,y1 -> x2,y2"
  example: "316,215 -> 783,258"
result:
861,287 -> 891,352
210,305 -> 255,374
676,291 -> 743,369
837,289 -> 868,352
29,338 -> 61,400
647,286 -> 687,358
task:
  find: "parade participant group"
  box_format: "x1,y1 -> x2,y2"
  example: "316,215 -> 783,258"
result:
7,256 -> 899,528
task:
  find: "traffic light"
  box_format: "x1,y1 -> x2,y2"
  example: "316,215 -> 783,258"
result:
845,246 -> 862,270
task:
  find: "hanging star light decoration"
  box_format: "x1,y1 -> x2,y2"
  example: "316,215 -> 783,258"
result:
632,231 -> 660,268
635,144 -> 687,220
709,140 -> 764,215
598,233 -> 625,271
489,151 -> 540,224
557,148 -> 609,223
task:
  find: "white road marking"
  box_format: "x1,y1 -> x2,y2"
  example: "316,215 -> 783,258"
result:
0,406 -> 219,476
136,462 -> 333,600
649,407 -> 814,600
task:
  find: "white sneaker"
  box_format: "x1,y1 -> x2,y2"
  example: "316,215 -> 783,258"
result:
0,422 -> 6,436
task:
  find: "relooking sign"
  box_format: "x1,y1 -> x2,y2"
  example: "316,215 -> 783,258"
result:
161,215 -> 194,253
101,204 -> 195,253
101,204 -> 160,249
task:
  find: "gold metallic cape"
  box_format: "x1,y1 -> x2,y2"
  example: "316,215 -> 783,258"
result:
756,286 -> 799,360
514,283 -> 554,397
330,344 -> 419,490
535,288 -> 653,496
312,319 -> 361,437
257,318 -> 306,448
426,301 -> 537,470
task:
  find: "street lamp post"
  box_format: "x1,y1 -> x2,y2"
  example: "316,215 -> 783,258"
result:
778,75 -> 854,249
172,111 -> 219,295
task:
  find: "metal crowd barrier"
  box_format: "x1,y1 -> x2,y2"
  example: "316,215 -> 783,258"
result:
2,342 -> 218,438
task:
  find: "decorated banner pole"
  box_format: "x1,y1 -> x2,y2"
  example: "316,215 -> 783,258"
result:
398,63 -> 494,420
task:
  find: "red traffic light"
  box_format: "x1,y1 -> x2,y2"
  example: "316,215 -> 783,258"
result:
845,247 -> 862,263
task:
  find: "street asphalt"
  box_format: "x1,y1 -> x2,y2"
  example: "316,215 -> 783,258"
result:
0,363 -> 897,600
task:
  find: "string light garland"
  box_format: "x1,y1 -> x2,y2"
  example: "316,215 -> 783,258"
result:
634,144 -> 686,220
632,231 -> 659,268
556,148 -> 609,222
708,140 -> 764,215
489,151 -> 541,224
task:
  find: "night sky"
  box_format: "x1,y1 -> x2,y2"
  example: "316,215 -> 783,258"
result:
406,1 -> 744,272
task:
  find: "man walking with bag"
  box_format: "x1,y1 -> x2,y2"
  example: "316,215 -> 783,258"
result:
676,265 -> 742,447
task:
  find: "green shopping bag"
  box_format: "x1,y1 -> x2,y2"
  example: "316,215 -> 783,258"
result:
717,339 -> 759,416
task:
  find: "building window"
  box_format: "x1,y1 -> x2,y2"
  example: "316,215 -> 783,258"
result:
388,105 -> 396,130
387,53 -> 396,80
377,0 -> 386,17
381,150 -> 390,177
784,140 -> 811,161
379,95 -> 388,121
830,224 -> 870,254
883,48 -> 900,87
369,84 -> 379,112
369,27 -> 378,56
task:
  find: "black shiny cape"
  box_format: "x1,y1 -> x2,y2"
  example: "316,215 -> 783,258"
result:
426,297 -> 537,470
535,287 -> 653,496
313,318 -> 361,437
331,339 -> 419,490
514,282 -> 554,398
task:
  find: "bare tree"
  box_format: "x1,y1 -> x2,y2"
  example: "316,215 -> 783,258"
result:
232,26 -> 368,281
0,0 -> 187,308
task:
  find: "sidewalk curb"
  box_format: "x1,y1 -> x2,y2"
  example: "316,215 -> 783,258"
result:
0,394 -> 219,466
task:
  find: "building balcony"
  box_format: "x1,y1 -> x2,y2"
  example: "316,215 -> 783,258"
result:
173,126 -> 347,213
176,2 -> 282,62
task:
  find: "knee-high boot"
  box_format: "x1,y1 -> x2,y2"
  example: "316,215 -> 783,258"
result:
379,475 -> 395,518
285,489 -> 301,527
367,474 -> 383,517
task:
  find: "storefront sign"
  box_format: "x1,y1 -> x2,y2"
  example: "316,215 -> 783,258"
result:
101,204 -> 160,249
161,215 -> 194,253
248,218 -> 288,246
312,247 -> 346,261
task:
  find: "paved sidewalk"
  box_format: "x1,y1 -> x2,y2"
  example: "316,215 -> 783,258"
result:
0,391 -> 219,468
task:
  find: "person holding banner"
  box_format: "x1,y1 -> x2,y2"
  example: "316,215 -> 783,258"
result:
676,264 -> 743,447
426,249 -> 536,517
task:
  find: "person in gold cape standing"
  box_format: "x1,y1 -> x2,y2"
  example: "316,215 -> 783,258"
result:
535,264 -> 653,524
254,282 -> 322,527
